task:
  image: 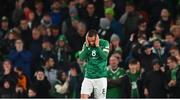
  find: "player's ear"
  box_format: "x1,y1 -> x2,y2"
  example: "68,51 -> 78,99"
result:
86,33 -> 88,39
95,34 -> 98,39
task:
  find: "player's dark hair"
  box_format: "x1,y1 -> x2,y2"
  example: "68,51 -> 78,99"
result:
87,29 -> 98,37
128,58 -> 138,65
170,45 -> 179,51
28,86 -> 37,93
137,18 -> 147,26
168,56 -> 178,63
16,66 -> 23,72
165,33 -> 174,37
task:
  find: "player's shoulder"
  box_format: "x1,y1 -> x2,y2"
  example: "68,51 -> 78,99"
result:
118,67 -> 125,71
100,39 -> 109,43
99,39 -> 109,46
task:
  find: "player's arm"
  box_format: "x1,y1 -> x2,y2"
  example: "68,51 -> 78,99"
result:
96,40 -> 109,59
79,43 -> 89,60
95,35 -> 109,59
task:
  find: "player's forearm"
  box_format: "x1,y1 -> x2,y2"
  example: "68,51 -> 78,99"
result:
79,45 -> 88,60
97,47 -> 108,59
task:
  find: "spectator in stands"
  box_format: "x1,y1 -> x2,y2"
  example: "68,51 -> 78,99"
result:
34,0 -> 44,24
146,0 -> 169,32
136,19 -> 148,38
105,7 -> 125,43
12,0 -> 24,26
0,60 -> 18,89
83,3 -> 99,31
166,56 -> 180,98
40,37 -> 56,65
41,13 -> 52,28
23,6 -> 32,22
69,51 -> 86,78
8,39 -> 32,78
144,59 -> 167,98
68,65 -> 83,98
27,11 -> 38,30
15,84 -> 27,98
14,66 -> 30,91
111,51 -> 127,70
42,56 -> 57,86
50,70 -> 69,98
61,0 -> 79,34
66,22 -> 86,57
150,21 -> 164,41
50,25 -> 61,44
0,16 -> 9,39
53,34 -> 71,71
119,2 -> 141,39
109,34 -> 122,55
125,33 -> 148,61
30,27 -> 42,74
76,0 -> 87,19
164,34 -> 177,50
158,8 -> 172,37
170,25 -> 180,49
19,19 -> 32,49
1,29 -> 20,59
50,1 -> 63,26
139,44 -> 156,72
169,46 -> 180,64
33,68 -> 51,98
151,39 -> 168,66
28,87 -> 37,98
98,17 -> 112,41
0,79 -> 16,98
107,55 -> 125,98
122,59 -> 142,98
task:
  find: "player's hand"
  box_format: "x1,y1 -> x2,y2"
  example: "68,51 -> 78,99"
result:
130,33 -> 135,41
168,80 -> 176,87
160,67 -> 165,72
95,35 -> 99,47
86,34 -> 89,47
67,76 -> 70,82
144,88 -> 149,97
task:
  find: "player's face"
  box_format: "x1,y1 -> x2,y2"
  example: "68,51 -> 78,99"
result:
145,48 -> 152,55
61,72 -> 67,81
87,36 -> 96,46
109,56 -> 119,68
3,61 -> 11,71
167,59 -> 176,70
129,64 -> 137,74
28,89 -> 36,97
153,41 -> 161,49
170,49 -> 179,57
48,58 -> 55,67
3,81 -> 10,89
36,71 -> 45,80
153,63 -> 160,71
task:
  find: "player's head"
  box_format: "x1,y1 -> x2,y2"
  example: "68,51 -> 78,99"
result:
109,55 -> 119,70
87,29 -> 98,46
128,59 -> 138,74
152,59 -> 161,71
167,56 -> 178,70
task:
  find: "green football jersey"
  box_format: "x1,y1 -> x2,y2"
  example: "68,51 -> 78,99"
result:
107,67 -> 125,98
79,39 -> 109,79
126,70 -> 140,98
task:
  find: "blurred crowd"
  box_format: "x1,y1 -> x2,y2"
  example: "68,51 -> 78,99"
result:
0,0 -> 180,98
